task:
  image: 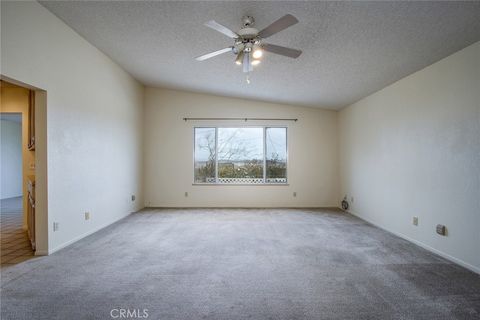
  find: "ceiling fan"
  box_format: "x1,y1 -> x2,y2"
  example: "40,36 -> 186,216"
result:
195,14 -> 302,75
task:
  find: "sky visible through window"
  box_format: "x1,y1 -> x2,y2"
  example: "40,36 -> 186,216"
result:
218,128 -> 263,161
195,128 -> 215,162
266,127 -> 287,162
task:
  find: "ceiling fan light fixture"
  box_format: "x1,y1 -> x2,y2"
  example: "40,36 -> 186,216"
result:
252,45 -> 263,59
235,51 -> 244,65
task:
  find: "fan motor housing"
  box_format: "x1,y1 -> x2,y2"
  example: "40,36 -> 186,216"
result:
237,27 -> 258,40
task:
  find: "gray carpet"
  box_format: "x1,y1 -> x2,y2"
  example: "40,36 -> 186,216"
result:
1,208 -> 479,319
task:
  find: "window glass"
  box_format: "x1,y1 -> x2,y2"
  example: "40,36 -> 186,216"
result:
218,128 -> 264,183
194,128 -> 216,183
194,127 -> 287,184
265,128 -> 287,183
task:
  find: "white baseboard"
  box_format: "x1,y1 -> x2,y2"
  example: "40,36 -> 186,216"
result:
344,208 -> 480,275
47,211 -> 134,255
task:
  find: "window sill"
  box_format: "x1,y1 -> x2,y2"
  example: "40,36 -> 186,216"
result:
192,183 -> 289,186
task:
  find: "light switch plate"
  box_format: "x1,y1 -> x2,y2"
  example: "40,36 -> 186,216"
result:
413,216 -> 418,226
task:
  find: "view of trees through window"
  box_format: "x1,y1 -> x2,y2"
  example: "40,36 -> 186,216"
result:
194,127 -> 287,184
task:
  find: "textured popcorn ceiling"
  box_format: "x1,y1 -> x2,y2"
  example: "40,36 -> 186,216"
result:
40,1 -> 480,110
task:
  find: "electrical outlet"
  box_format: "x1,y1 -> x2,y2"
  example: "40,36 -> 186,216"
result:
293,192 -> 297,197
413,216 -> 418,226
131,195 -> 136,201
436,224 -> 447,236
85,212 -> 90,220
185,192 -> 188,197
53,222 -> 59,231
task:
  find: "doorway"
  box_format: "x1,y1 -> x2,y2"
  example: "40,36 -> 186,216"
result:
1,80 -> 37,267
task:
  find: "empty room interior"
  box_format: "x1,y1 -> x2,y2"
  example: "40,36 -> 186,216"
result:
0,1 -> 479,319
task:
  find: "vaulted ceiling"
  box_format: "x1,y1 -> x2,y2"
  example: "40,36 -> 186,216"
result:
40,1 -> 480,110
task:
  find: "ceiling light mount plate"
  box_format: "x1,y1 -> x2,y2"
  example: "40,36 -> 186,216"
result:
242,16 -> 255,27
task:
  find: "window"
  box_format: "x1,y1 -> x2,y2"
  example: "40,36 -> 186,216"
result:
194,127 -> 287,184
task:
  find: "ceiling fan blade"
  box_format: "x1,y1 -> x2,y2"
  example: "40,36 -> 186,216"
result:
204,20 -> 238,39
258,14 -> 298,39
263,43 -> 302,58
195,47 -> 233,61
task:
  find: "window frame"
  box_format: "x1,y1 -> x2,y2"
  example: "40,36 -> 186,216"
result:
193,126 -> 288,185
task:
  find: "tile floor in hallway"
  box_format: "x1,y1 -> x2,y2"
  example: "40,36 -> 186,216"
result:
0,197 -> 35,268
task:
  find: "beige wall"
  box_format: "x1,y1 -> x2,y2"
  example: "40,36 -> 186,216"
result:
1,85 -> 35,228
1,1 -> 145,253
338,41 -> 480,273
144,88 -> 339,207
